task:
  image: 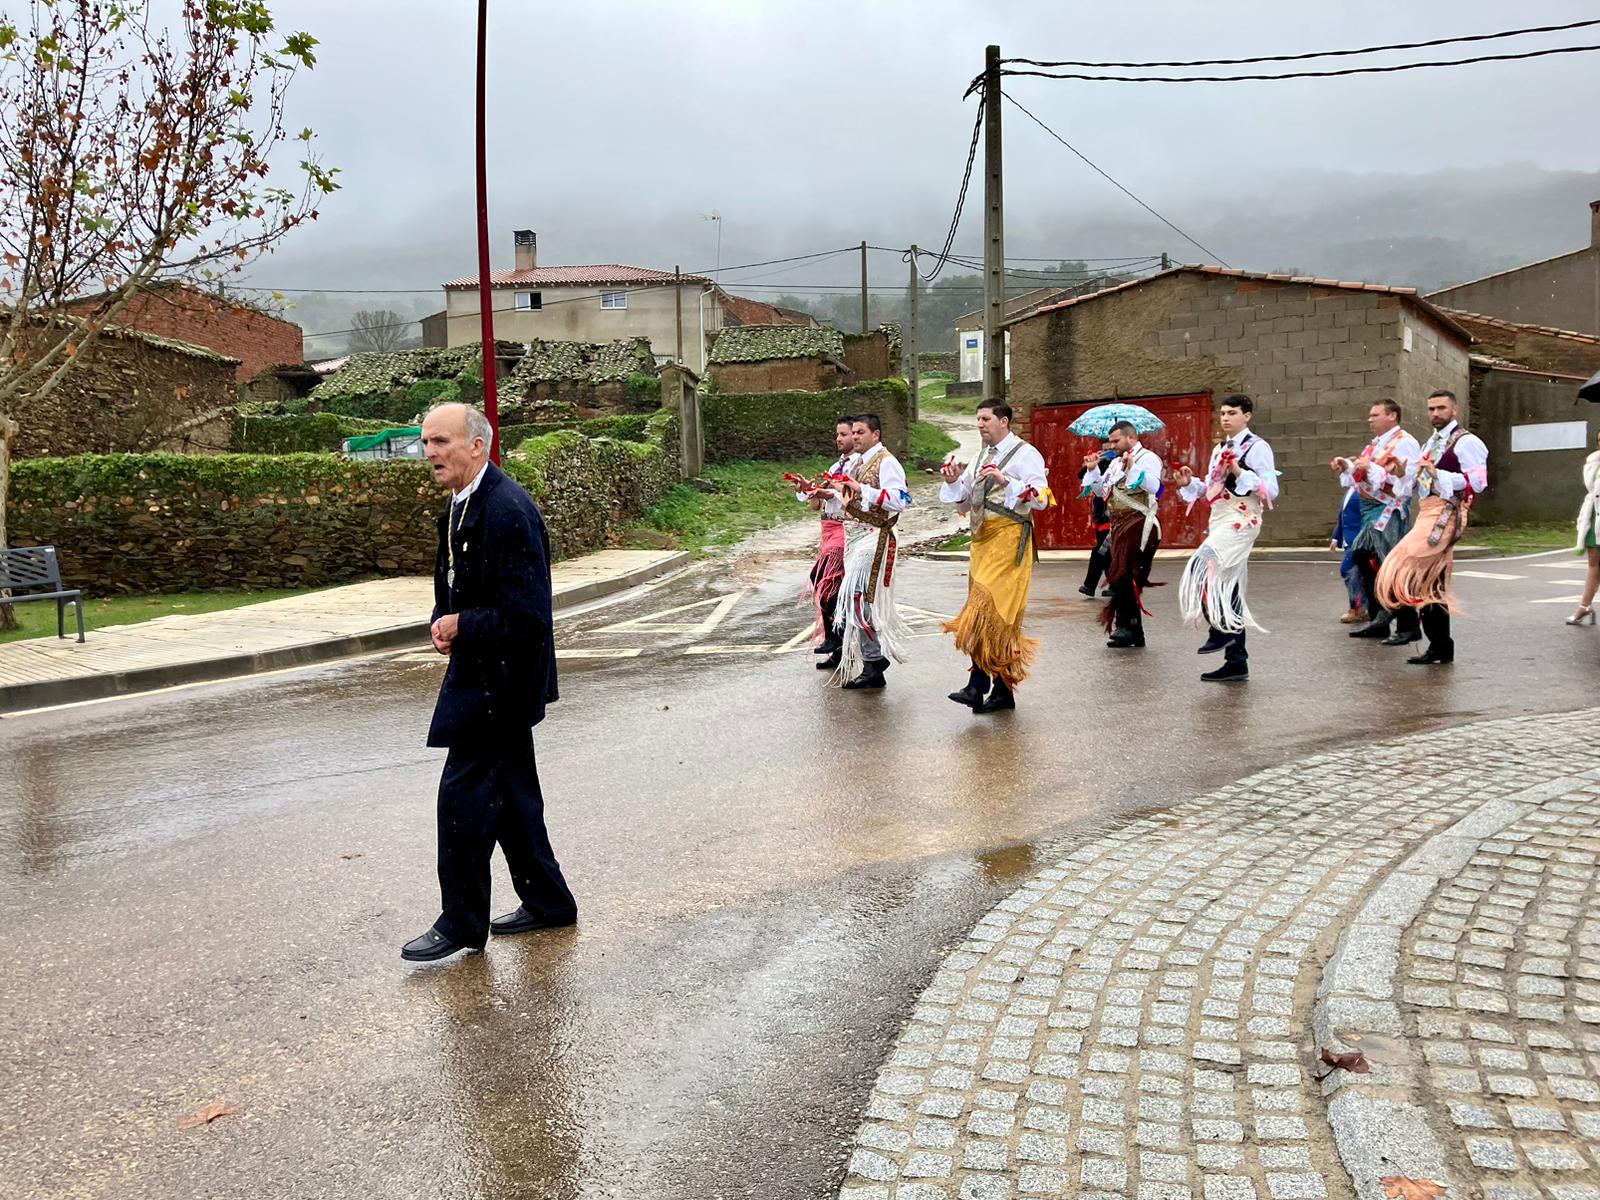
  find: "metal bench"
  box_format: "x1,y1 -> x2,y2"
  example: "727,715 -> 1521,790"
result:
0,546 -> 85,642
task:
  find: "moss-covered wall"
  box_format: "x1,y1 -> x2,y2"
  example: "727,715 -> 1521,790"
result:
11,411 -> 681,593
701,379 -> 911,464
230,412 -> 392,454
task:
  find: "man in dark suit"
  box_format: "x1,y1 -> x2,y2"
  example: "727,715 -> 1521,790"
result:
401,402 -> 577,962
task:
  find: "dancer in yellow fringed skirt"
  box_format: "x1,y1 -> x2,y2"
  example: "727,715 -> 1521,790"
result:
940,400 -> 1053,714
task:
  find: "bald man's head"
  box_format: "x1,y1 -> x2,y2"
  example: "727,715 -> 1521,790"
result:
421,403 -> 492,493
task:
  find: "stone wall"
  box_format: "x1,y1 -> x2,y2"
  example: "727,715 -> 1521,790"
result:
701,379 -> 910,463
9,326 -> 240,458
708,358 -> 849,394
918,351 -> 958,373
10,412 -> 681,594
1006,273 -> 1471,544
1442,311 -> 1600,377
1428,244 -> 1600,336
1469,366 -> 1599,527
842,329 -> 898,381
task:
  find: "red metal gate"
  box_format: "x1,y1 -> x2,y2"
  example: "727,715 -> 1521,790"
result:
1032,393 -> 1216,550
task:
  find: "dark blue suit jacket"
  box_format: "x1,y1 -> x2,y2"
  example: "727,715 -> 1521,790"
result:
427,462 -> 558,748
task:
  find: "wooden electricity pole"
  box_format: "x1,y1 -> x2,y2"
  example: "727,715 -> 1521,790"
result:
907,244 -> 920,422
982,43 -> 1006,402
473,0 -> 500,461
674,266 -> 684,363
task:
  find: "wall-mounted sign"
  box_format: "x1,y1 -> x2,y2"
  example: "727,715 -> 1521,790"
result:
1511,421 -> 1590,452
965,337 -> 980,349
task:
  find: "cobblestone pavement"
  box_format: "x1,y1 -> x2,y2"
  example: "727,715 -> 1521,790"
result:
836,709 -> 1600,1200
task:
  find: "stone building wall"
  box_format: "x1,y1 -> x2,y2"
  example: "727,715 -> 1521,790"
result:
68,285 -> 303,380
1006,273 -> 1470,544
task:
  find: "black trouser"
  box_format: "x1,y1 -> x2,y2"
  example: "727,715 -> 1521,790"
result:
1082,528 -> 1109,592
819,587 -> 841,649
435,731 -> 576,948
1356,550 -> 1418,634
1420,604 -> 1452,657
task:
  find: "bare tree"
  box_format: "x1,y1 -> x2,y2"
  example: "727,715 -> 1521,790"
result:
349,309 -> 412,354
0,0 -> 337,627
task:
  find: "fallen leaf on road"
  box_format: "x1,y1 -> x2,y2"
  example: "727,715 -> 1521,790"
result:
1382,1176 -> 1446,1200
178,1100 -> 239,1129
339,853 -> 364,860
1320,1048 -> 1370,1074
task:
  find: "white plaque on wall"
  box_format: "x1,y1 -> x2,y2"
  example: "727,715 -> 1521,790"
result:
1511,421 -> 1590,452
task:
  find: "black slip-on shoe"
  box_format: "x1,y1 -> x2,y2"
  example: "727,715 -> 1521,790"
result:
1407,651 -> 1454,666
1381,630 -> 1422,646
973,688 -> 1016,714
1201,662 -> 1249,683
490,906 -> 578,936
401,927 -> 479,962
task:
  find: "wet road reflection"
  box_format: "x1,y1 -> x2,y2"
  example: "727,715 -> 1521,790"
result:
2,552 -> 1597,1197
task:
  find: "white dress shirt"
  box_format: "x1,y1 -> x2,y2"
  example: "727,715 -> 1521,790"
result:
1082,444 -> 1164,499
452,461 -> 489,506
1180,432 -> 1280,505
1416,420 -> 1489,501
1338,426 -> 1421,500
850,443 -> 912,514
940,432 -> 1051,513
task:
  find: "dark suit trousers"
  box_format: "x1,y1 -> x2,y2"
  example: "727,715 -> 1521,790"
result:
434,731 -> 576,947
1357,550 -> 1419,634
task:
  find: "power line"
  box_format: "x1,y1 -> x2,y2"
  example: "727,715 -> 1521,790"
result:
918,94 -> 987,283
996,41 -> 1600,85
1004,17 -> 1600,69
1000,92 -> 1228,265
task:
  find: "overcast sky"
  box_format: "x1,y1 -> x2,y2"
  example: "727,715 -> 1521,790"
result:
241,0 -> 1600,339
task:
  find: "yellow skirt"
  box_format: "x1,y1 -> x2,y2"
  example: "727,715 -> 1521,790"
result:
942,517 -> 1038,685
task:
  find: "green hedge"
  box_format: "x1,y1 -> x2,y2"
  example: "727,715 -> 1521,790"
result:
11,411 -> 682,593
700,378 -> 911,464
230,412 -> 392,454
500,413 -> 654,451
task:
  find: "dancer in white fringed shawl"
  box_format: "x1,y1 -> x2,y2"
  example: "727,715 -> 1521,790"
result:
1174,394 -> 1280,683
826,413 -> 912,690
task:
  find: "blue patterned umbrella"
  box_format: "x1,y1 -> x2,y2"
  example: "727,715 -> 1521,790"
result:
1068,403 -> 1164,438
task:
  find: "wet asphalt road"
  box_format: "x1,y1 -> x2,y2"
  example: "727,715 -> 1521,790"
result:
2,548 -> 1597,1199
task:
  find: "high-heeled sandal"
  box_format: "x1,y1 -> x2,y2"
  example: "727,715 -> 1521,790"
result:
1567,605 -> 1596,626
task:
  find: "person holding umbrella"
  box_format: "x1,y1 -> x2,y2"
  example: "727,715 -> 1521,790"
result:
1078,407 -> 1165,649
1567,424 -> 1600,626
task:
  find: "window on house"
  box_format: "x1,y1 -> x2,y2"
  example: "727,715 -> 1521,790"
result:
515,291 -> 541,311
600,291 -> 628,310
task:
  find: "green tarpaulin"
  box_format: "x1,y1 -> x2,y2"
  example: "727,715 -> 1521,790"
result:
343,426 -> 421,452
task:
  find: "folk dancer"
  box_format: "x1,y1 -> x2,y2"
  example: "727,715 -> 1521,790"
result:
939,400 -> 1054,713
1080,419 -> 1164,649
794,416 -> 857,671
1336,400 -> 1422,646
1078,439 -> 1115,598
1568,426 -> 1600,626
1174,394 -> 1280,683
1375,389 -> 1488,666
825,413 -> 912,690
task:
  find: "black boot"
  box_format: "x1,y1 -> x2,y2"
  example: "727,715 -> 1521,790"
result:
1381,628 -> 1421,647
815,648 -> 841,671
813,633 -> 841,655
1197,631 -> 1231,655
974,678 -> 1016,713
948,666 -> 991,707
843,659 -> 889,689
1201,660 -> 1249,683
1106,626 -> 1145,649
1349,617 -> 1391,639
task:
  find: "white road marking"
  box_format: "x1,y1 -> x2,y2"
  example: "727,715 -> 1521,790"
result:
685,645 -> 777,655
1534,561 -> 1588,569
593,591 -> 745,635
773,624 -> 819,654
559,648 -> 643,659
1454,570 -> 1526,580
1531,594 -> 1586,605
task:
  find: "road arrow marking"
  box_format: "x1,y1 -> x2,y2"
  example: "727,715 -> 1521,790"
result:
593,591 -> 745,635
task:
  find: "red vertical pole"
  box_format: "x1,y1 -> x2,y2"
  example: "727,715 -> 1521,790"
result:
474,0 -> 500,462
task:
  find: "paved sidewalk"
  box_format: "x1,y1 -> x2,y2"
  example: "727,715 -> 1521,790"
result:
837,708 -> 1600,1200
0,548 -> 687,712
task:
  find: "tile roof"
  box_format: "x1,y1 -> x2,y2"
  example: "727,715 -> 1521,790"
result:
442,265 -> 709,289
1015,265 -> 1474,344
1468,353 -> 1591,382
953,286 -> 1072,330
1435,307 -> 1599,346
708,323 -> 844,365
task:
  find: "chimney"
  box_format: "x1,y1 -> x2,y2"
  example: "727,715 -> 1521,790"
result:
1591,201 -> 1600,250
514,229 -> 537,272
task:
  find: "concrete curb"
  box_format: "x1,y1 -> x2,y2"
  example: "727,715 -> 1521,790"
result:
0,551 -> 690,713
1312,767 -> 1600,1200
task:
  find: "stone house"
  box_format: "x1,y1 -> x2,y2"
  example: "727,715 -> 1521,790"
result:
720,295 -> 816,327
1005,265 -> 1473,547
706,325 -> 852,393
503,338 -> 661,419
66,281 -> 303,381
439,229 -> 723,371
1427,200 -> 1600,335
5,319 -> 239,457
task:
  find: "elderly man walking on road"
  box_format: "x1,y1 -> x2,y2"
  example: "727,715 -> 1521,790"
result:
401,402 -> 577,962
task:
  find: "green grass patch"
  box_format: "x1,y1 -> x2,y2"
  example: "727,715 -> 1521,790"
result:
1461,522 -> 1575,553
918,388 -> 979,418
938,532 -> 973,552
627,455 -> 836,555
908,419 -> 959,470
0,587 -> 314,645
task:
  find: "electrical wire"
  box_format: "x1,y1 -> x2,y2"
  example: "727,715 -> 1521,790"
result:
1004,17 -> 1600,69
995,41 -> 1600,84
1001,92 -> 1228,265
916,94 -> 987,283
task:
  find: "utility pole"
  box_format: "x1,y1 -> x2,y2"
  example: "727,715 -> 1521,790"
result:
674,266 -> 684,363
907,244 -> 920,422
1161,252 -> 1171,271
473,0 -> 499,461
859,240 -> 869,333
982,43 -> 1006,402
